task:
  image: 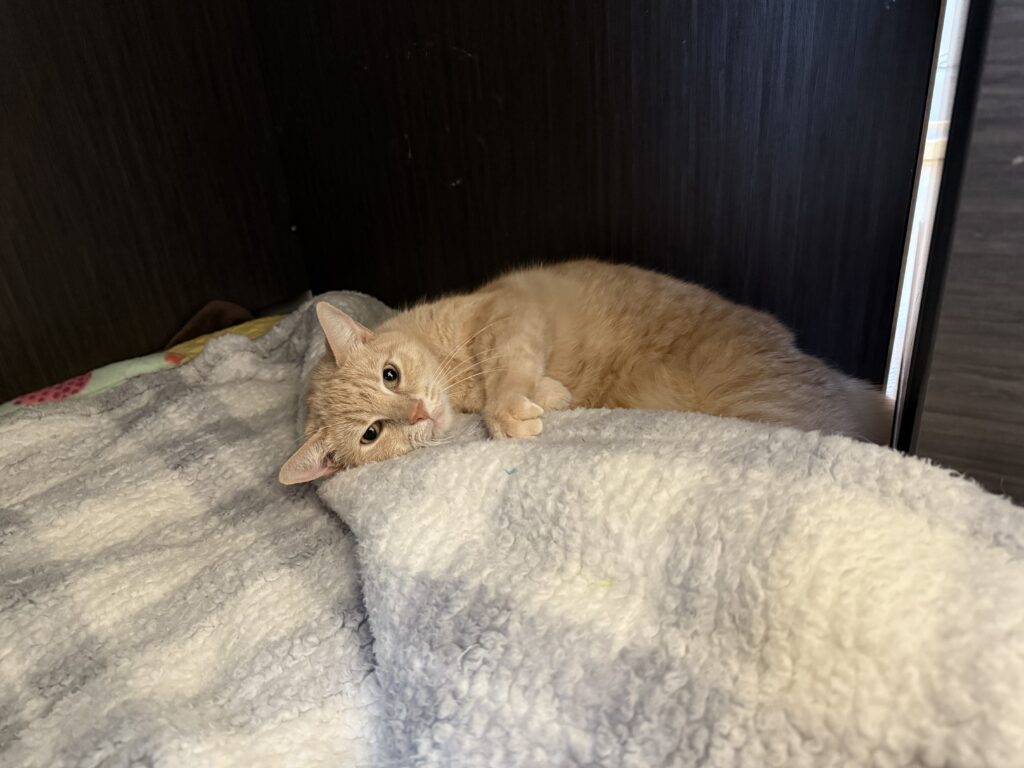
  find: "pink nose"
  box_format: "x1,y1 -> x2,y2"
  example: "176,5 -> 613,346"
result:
408,400 -> 431,424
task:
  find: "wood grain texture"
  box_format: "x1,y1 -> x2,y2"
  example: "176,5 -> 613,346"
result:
250,0 -> 940,383
916,0 -> 1024,503
0,0 -> 307,401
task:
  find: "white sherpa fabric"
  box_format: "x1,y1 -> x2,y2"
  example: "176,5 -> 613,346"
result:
322,408 -> 1024,767
0,292 -> 391,768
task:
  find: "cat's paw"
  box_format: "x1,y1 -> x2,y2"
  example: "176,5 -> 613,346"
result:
533,376 -> 572,411
485,394 -> 544,439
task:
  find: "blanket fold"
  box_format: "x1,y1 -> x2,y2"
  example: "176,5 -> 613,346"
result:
321,409 -> 1024,767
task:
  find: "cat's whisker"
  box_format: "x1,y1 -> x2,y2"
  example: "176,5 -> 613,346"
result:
444,316 -> 508,363
437,350 -> 506,390
413,430 -> 458,449
431,344 -> 503,392
443,368 -> 508,394
443,367 -> 507,389
428,317 -> 509,391
429,324 -> 494,387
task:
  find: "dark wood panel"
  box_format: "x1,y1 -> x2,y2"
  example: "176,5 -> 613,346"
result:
916,0 -> 1024,503
250,0 -> 939,382
0,0 -> 307,401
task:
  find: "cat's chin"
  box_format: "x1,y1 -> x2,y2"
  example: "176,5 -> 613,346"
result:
431,407 -> 453,437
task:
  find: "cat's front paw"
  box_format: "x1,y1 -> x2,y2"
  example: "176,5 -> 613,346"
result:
533,376 -> 572,411
484,395 -> 544,439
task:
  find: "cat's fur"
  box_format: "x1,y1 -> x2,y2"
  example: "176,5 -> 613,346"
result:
280,260 -> 889,484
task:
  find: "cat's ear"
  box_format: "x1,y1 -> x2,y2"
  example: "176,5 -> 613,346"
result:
316,302 -> 373,361
279,431 -> 338,485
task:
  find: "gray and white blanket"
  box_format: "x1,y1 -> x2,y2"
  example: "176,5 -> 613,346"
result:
2,294 -> 1023,767
0,293 -> 390,767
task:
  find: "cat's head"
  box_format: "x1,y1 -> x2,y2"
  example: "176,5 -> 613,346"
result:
278,302 -> 455,484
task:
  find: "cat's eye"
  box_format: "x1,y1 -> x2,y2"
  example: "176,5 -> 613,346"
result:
361,421 -> 383,444
382,365 -> 400,389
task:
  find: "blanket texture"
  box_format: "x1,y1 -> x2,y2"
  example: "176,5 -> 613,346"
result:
3,293 -> 1023,768
321,407 -> 1024,766
0,293 -> 390,767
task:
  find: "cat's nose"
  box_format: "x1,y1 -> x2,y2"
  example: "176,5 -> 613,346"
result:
408,399 -> 432,424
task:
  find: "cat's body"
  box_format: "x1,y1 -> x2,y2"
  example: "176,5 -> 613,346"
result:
280,259 -> 888,484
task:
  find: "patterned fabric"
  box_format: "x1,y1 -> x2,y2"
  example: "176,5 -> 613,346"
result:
1,316 -> 285,418
12,373 -> 93,405
0,293 -> 391,767
165,315 -> 285,365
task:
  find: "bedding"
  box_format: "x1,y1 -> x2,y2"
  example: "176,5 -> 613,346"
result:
2,293 -> 1022,767
0,315 -> 283,417
325,411 -> 1024,766
0,296 -> 386,766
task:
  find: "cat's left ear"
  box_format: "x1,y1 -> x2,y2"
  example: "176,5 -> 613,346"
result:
316,302 -> 373,362
279,430 -> 339,485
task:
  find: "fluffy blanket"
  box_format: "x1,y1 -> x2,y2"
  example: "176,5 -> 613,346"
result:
3,294 -> 1023,767
0,293 -> 391,767
323,409 -> 1024,767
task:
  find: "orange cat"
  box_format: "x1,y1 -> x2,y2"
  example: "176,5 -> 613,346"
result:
280,260 -> 888,484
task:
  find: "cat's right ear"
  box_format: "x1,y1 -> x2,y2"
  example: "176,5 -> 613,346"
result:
278,431 -> 339,485
316,302 -> 373,362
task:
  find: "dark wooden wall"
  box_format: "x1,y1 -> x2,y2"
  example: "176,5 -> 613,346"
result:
917,0 -> 1024,502
0,0 -> 307,401
2,0 -> 941,401
250,0 -> 940,383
